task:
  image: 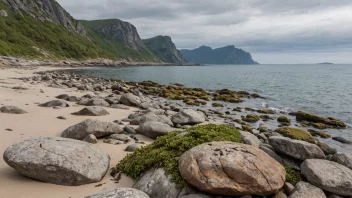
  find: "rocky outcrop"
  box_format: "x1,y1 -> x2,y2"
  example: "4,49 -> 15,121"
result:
301,159 -> 352,196
61,119 -> 123,140
180,45 -> 258,65
3,137 -> 110,186
85,188 -> 150,198
178,142 -> 285,196
1,0 -> 87,36
143,35 -> 188,65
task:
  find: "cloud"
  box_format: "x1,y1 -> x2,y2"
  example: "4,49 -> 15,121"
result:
57,0 -> 352,63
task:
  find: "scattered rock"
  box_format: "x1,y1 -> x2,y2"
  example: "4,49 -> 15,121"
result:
82,134 -> 98,144
103,139 -> 124,145
56,116 -> 67,120
3,137 -> 110,186
289,181 -> 327,198
125,143 -> 142,152
138,122 -> 174,139
110,104 -> 130,110
171,109 -> 205,125
0,105 -> 27,114
85,98 -> 110,107
61,119 -> 123,140
119,93 -> 142,107
5,128 -> 13,131
39,100 -> 69,108
301,159 -> 352,196
332,136 -> 352,144
72,107 -> 109,116
108,134 -> 132,143
269,136 -> 325,160
273,191 -> 287,198
277,116 -> 291,126
124,126 -> 137,134
331,153 -> 352,170
84,188 -> 149,198
178,141 -> 285,196
284,182 -> 295,194
296,111 -> 346,129
317,142 -> 337,155
240,131 -> 261,147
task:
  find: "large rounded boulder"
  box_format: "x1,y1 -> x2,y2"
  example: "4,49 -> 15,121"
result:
138,121 -> 174,139
3,137 -> 110,186
178,141 -> 285,196
84,188 -> 149,198
171,109 -> 206,125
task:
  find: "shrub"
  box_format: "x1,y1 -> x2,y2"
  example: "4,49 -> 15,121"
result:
114,124 -> 242,188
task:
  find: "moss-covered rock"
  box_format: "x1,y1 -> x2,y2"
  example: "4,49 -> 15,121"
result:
259,126 -> 268,132
212,103 -> 225,107
285,166 -> 301,185
277,116 -> 291,126
257,109 -> 275,114
245,107 -> 256,111
296,111 -> 346,129
213,89 -> 243,103
234,119 -> 246,125
113,124 -> 241,188
242,114 -> 260,123
233,107 -> 243,112
275,127 -> 315,143
312,123 -> 327,129
242,124 -> 253,132
307,129 -> 331,139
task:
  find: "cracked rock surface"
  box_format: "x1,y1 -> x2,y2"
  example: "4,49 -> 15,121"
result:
3,137 -> 110,186
178,141 -> 285,196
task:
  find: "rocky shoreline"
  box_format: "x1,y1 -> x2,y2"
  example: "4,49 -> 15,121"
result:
1,66 -> 351,198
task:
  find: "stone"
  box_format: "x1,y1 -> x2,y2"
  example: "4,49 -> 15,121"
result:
110,104 -> 130,110
273,191 -> 287,198
240,131 -> 261,147
39,100 -> 69,107
108,134 -> 132,143
85,98 -> 110,107
301,159 -> 352,196
0,9 -> 8,17
178,142 -> 285,196
289,181 -> 326,198
282,155 -> 301,171
67,96 -> 80,102
56,94 -> 69,100
171,109 -> 206,125
0,105 -> 27,114
62,119 -> 123,140
103,139 -> 124,145
120,93 -> 142,107
3,137 -> 110,186
133,168 -> 180,198
84,188 -> 149,198
82,134 -> 98,144
178,194 -> 213,198
125,143 -> 142,152
284,182 -> 295,194
137,113 -> 174,126
124,126 -> 137,134
259,144 -> 283,164
332,136 -> 352,144
317,142 -> 337,155
57,116 -> 67,120
331,153 -> 352,170
138,121 -> 174,139
326,194 -> 343,198
72,107 -> 109,116
269,136 -> 325,160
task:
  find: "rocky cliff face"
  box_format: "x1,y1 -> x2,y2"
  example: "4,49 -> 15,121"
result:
143,35 -> 187,65
181,45 -> 258,65
0,0 -> 86,36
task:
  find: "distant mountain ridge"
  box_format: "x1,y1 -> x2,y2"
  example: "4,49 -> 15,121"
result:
143,35 -> 187,65
181,45 -> 258,65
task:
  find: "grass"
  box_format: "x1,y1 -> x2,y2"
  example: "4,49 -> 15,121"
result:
275,127 -> 315,143
285,166 -> 301,185
113,124 -> 242,188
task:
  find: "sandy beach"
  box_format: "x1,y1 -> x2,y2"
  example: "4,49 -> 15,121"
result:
0,66 -> 153,198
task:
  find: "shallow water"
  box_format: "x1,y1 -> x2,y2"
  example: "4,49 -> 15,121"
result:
68,64 -> 352,151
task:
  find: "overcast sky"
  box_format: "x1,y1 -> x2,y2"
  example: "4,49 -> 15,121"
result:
57,0 -> 352,64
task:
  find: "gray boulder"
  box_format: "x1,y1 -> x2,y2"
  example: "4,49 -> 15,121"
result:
0,105 -> 27,114
62,119 -> 123,140
259,144 -> 283,164
72,107 -> 109,116
82,134 -> 98,144
110,104 -> 130,110
240,131 -> 261,148
269,136 -> 325,160
301,159 -> 352,196
289,181 -> 326,198
85,98 -> 110,107
133,168 -> 180,198
171,109 -> 206,125
120,93 -> 142,107
331,153 -> 352,170
39,100 -> 69,107
85,188 -> 149,198
3,137 -> 110,186
138,122 -> 174,139
137,113 -> 173,126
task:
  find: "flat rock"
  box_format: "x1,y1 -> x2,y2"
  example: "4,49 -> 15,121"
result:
289,181 -> 326,198
240,131 -> 261,147
138,121 -> 174,139
39,100 -> 69,108
72,107 -> 109,116
0,105 -> 27,114
178,141 -> 286,196
62,119 -> 123,140
301,159 -> 352,196
85,188 -> 149,198
171,109 -> 206,125
3,137 -> 110,186
331,153 -> 352,170
269,136 -> 325,160
133,168 -> 180,198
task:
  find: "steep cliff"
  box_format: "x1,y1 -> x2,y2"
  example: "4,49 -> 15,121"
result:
143,35 -> 187,65
0,0 -> 86,36
80,19 -> 160,62
181,45 -> 258,65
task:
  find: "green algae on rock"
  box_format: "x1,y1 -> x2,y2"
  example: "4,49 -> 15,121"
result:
277,116 -> 291,126
242,114 -> 260,123
257,109 -> 275,114
296,111 -> 346,129
285,166 -> 302,185
275,127 -> 315,143
113,124 -> 242,188
212,103 -> 225,107
307,129 -> 331,139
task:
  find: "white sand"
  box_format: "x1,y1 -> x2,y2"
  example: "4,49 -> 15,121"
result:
0,67 -> 153,198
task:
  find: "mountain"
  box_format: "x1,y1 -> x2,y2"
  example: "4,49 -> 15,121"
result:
181,45 -> 258,65
142,35 -> 187,65
79,19 -> 160,62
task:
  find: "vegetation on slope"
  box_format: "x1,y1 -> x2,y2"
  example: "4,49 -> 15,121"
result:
114,124 -> 242,188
